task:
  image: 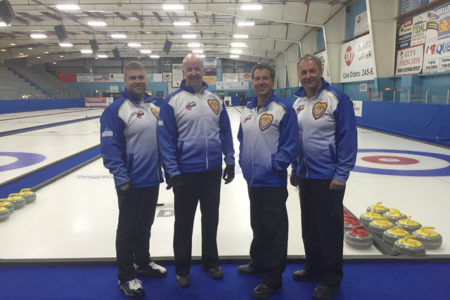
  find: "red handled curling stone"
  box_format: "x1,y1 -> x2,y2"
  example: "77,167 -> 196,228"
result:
344,216 -> 360,231
344,226 -> 373,249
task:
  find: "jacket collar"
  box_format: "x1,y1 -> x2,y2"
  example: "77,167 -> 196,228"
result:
122,89 -> 152,103
294,78 -> 330,98
180,79 -> 208,94
247,90 -> 277,109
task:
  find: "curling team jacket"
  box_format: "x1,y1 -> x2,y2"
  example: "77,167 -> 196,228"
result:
291,79 -> 357,183
157,79 -> 235,177
100,89 -> 163,188
238,92 -> 299,187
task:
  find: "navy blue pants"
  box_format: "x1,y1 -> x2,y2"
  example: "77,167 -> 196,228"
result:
298,179 -> 344,287
116,185 -> 159,282
173,168 -> 222,276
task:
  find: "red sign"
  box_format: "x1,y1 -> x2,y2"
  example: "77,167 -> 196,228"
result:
345,46 -> 354,66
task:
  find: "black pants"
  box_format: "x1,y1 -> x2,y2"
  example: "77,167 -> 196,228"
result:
298,179 -> 344,287
173,168 -> 222,276
248,186 -> 288,289
116,185 -> 159,282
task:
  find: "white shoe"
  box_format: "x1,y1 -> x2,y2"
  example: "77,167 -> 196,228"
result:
135,261 -> 167,278
118,278 -> 145,298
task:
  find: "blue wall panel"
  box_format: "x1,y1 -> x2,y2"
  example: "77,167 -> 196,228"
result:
0,98 -> 84,114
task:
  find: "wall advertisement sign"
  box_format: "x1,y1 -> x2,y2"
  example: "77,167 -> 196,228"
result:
172,64 -> 183,88
395,44 -> 424,75
339,34 -> 376,82
315,50 -> 331,82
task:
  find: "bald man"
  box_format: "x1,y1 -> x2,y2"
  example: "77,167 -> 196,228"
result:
158,53 -> 235,287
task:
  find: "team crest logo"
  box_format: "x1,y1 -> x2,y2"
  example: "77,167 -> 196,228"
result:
186,101 -> 196,110
207,99 -> 220,115
312,102 -> 327,120
151,108 -> 159,119
136,111 -> 144,119
244,114 -> 252,123
296,105 -> 304,114
259,114 -> 273,131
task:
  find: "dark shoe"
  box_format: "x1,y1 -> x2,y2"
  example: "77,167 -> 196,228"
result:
251,283 -> 280,299
237,263 -> 257,275
202,265 -> 224,279
293,269 -> 316,281
117,279 -> 145,298
313,283 -> 340,300
176,274 -> 191,288
135,261 -> 167,278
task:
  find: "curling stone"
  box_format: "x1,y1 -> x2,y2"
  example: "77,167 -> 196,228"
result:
368,218 -> 394,237
366,202 -> 390,215
19,188 -> 36,204
0,207 -> 10,222
396,216 -> 421,233
344,216 -> 361,231
360,209 -> 384,227
383,208 -> 407,224
344,226 -> 373,249
413,227 -> 442,250
393,235 -> 426,256
343,208 -> 354,219
383,225 -> 410,247
0,201 -> 14,214
6,195 -> 26,209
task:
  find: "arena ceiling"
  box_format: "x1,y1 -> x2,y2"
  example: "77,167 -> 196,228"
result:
0,0 -> 352,64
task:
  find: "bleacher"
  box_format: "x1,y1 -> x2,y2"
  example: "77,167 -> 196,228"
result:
0,65 -> 45,100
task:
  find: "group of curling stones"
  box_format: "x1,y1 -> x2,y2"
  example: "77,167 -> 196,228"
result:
344,202 -> 442,256
0,188 -> 37,222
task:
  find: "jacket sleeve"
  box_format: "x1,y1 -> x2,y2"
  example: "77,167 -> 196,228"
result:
219,103 -> 235,166
333,94 -> 358,182
272,105 -> 300,171
157,98 -> 181,177
100,105 -> 129,186
237,123 -> 243,167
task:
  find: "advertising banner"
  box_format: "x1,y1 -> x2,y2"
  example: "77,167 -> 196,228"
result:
398,18 -> 413,50
203,75 -> 217,84
423,36 -> 450,73
411,12 -> 428,46
340,34 -> 376,82
109,73 -> 124,82
396,44 -> 424,75
315,50 -> 331,82
172,64 -> 183,88
76,73 -> 94,82
239,73 -> 252,81
354,11 -> 369,36
223,73 -> 238,82
94,74 -> 109,82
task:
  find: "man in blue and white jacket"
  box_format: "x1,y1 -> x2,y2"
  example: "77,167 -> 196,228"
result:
100,61 -> 167,298
291,55 -> 357,300
237,63 -> 299,299
158,53 -> 235,287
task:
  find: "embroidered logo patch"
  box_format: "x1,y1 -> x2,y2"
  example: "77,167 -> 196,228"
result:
259,114 -> 273,131
151,108 -> 159,119
312,102 -> 327,120
244,114 -> 252,123
136,111 -> 144,119
186,101 -> 196,110
296,105 -> 304,114
208,99 -> 220,115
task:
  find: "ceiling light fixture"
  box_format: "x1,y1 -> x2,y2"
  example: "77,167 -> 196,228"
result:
30,33 -> 47,39
97,54 -> 108,58
240,4 -> 263,11
230,49 -> 242,54
192,49 -> 203,54
0,22 -> 10,27
237,21 -> 255,27
111,33 -> 127,39
56,4 -> 80,11
188,43 -> 201,48
59,42 -> 73,47
162,4 -> 184,11
229,54 -> 240,58
80,49 -> 93,54
233,34 -> 249,39
140,49 -> 152,54
231,42 -> 246,48
150,55 -> 160,58
88,21 -> 107,27
128,42 -> 141,48
182,34 -> 197,39
174,21 -> 191,26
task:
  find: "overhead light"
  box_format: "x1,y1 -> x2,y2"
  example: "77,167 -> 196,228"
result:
88,21 -> 107,27
127,42 -> 141,48
52,62 -> 57,64
37,56 -> 41,59
182,34 -> 197,39
237,21 -> 255,27
231,42 -> 246,48
231,49 -> 242,54
140,49 -> 152,54
44,51 -> 49,54
56,4 -> 80,11
59,55 -> 64,58
30,33 -> 47,39
162,4 -> 184,11
233,34 -> 248,39
111,33 -> 127,39
28,47 -> 33,50
240,4 -> 263,11
192,49 -> 203,54
0,22 -> 10,27
174,21 -> 191,26
97,54 -> 108,58
80,49 -> 93,54
10,43 -> 16,46
1,49 -> 6,52
229,54 -> 240,58
59,42 -> 73,47
188,43 -> 201,48
150,55 -> 159,58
